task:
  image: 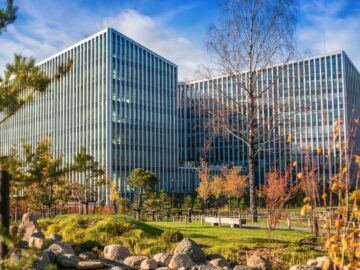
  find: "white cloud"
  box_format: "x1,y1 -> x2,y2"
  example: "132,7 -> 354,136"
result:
0,1 -> 209,81
296,0 -> 360,70
102,9 -> 209,80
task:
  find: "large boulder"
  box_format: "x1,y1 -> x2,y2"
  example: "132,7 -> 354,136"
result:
247,255 -> 272,270
153,253 -> 173,267
55,253 -> 81,268
104,245 -> 131,261
124,256 -> 148,268
307,256 -> 330,269
79,251 -> 96,260
33,250 -> 52,270
18,213 -> 44,242
29,233 -> 45,249
168,254 -> 194,269
76,260 -> 105,269
46,233 -> 62,243
209,258 -> 231,269
174,238 -> 207,263
48,242 -> 75,258
140,258 -> 158,270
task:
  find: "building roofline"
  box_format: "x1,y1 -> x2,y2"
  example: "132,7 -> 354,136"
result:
109,27 -> 177,67
181,50 -> 347,84
37,28 -> 109,66
37,27 -> 177,68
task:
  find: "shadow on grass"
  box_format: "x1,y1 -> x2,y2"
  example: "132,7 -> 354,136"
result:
188,233 -> 218,239
245,238 -> 290,245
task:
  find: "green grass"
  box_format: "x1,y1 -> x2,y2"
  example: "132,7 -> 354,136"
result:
38,214 -> 321,269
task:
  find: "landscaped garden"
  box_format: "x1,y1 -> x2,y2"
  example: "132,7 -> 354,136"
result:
33,213 -> 321,269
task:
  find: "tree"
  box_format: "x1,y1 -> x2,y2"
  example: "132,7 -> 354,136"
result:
182,195 -> 193,210
196,160 -> 212,208
0,54 -> 72,125
262,169 -> 297,230
109,180 -> 120,213
222,167 -> 247,215
0,0 -> 17,34
21,139 -> 70,215
199,0 -> 298,222
127,168 -> 158,220
210,176 -> 224,210
71,146 -> 105,215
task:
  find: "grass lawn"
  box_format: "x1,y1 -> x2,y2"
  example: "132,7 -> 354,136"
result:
147,221 -> 312,249
37,214 -> 322,269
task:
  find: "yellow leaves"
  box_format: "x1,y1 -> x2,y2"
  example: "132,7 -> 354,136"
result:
355,247 -> 360,258
341,238 -> 348,250
354,154 -> 360,165
300,204 -> 311,216
331,181 -> 345,192
352,190 -> 360,200
321,193 -> 327,201
287,134 -> 292,142
316,147 -> 322,155
292,161 -> 297,167
321,259 -> 331,270
297,172 -> 303,179
303,196 -> 311,203
334,219 -> 344,228
342,167 -> 347,174
333,257 -> 342,266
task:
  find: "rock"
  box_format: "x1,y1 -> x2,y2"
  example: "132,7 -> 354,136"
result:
29,233 -> 45,249
169,254 -> 194,269
140,258 -> 158,270
307,256 -> 330,268
79,251 -> 96,260
48,242 -> 75,256
104,245 -> 131,261
210,258 -> 231,269
207,254 -> 226,261
289,265 -> 319,270
153,253 -> 173,267
33,250 -> 51,270
9,225 -> 19,237
247,255 -> 272,270
101,258 -> 134,269
112,267 -> 131,270
76,260 -> 105,269
46,233 -> 62,243
56,253 -> 81,268
233,266 -> 259,270
124,256 -> 148,268
174,238 -> 207,263
18,213 -> 44,242
191,264 -> 219,270
156,268 -> 171,270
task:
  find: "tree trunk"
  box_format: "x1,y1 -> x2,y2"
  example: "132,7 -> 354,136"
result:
248,118 -> 258,222
136,187 -> 143,220
85,202 -> 89,215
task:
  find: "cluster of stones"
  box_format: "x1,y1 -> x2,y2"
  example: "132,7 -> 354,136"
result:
11,213 -> 330,270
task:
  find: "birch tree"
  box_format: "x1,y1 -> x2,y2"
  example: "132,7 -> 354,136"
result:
199,0 -> 298,221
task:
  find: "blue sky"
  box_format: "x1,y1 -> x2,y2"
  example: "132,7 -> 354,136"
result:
0,0 -> 359,80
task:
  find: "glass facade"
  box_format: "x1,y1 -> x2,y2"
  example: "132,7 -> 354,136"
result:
1,28 -> 359,198
179,51 -> 360,189
0,28 -> 179,202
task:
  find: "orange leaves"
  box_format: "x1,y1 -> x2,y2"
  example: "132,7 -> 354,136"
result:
222,167 -> 247,199
196,159 -> 212,201
297,172 -> 303,179
316,147 -> 322,155
287,134 -> 292,142
354,154 -> 360,165
292,161 -> 297,167
300,204 -> 311,216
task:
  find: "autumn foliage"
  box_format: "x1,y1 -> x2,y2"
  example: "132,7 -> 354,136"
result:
262,169 -> 297,230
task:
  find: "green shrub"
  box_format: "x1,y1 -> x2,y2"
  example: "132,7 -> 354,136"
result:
161,230 -> 184,243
